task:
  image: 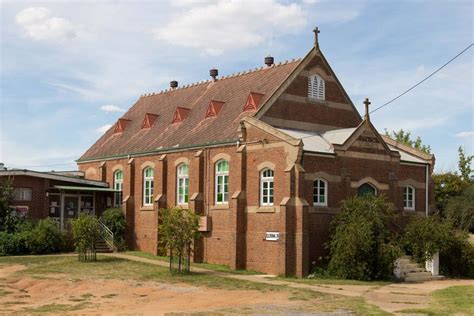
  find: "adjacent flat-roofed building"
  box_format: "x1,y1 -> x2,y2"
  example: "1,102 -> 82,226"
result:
77,30 -> 435,277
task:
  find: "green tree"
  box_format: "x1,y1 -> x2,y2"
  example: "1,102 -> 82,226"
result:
72,214 -> 101,262
433,172 -> 468,214
158,207 -> 201,273
445,184 -> 474,231
327,195 -> 401,280
458,146 -> 473,182
384,129 -> 431,154
0,177 -> 14,230
100,208 -> 127,250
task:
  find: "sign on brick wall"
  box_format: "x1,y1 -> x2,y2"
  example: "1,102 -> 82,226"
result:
265,232 -> 279,241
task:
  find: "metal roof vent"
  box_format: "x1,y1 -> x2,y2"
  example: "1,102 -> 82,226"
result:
210,68 -> 218,81
264,56 -> 274,67
170,80 -> 178,89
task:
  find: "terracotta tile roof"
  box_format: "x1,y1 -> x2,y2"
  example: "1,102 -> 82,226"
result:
79,60 -> 301,161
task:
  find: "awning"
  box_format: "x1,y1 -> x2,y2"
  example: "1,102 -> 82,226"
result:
54,185 -> 116,192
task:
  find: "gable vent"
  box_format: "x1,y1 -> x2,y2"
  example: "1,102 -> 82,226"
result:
114,118 -> 132,134
142,113 -> 159,129
205,100 -> 225,118
243,92 -> 265,112
172,107 -> 190,124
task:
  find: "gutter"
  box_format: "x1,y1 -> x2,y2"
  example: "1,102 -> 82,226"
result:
77,139 -> 237,164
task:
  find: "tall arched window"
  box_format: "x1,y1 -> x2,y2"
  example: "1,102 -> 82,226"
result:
177,164 -> 189,205
143,167 -> 154,206
313,179 -> 327,206
215,160 -> 229,204
308,74 -> 325,100
357,183 -> 377,196
260,168 -> 274,206
113,170 -> 123,207
403,186 -> 415,210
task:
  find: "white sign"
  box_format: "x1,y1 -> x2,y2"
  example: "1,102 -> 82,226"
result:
265,232 -> 279,241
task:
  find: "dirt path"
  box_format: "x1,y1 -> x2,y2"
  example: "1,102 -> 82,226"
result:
105,253 -> 474,314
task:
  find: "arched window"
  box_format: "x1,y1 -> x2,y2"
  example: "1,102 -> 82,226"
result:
357,183 -> 377,196
313,179 -> 328,206
143,167 -> 154,206
308,74 -> 325,100
215,160 -> 229,204
403,186 -> 415,210
177,164 -> 189,205
113,170 -> 123,207
260,168 -> 274,206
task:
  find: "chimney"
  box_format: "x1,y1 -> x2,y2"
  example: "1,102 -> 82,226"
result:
264,56 -> 274,67
210,68 -> 218,82
170,80 -> 178,89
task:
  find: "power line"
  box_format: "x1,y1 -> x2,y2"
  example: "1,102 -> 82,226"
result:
370,43 -> 473,114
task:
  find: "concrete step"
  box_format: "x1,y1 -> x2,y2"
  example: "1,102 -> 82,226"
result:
403,271 -> 432,277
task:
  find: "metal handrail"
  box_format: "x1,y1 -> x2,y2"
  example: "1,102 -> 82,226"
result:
98,220 -> 115,252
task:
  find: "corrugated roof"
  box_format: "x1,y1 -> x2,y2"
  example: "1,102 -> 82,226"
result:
277,128 -> 333,153
387,145 -> 427,164
321,128 -> 357,145
79,60 -> 301,161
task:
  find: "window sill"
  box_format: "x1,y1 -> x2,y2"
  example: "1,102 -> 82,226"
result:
256,206 -> 275,213
177,204 -> 189,208
211,204 -> 230,210
313,203 -> 328,208
307,97 -> 327,105
140,206 -> 154,211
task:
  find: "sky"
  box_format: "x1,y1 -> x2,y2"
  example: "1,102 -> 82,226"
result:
0,0 -> 472,173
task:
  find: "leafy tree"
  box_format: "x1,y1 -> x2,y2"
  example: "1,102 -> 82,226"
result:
433,172 -> 469,214
445,184 -> 474,231
327,195 -> 401,280
100,208 -> 127,250
29,218 -> 65,254
384,129 -> 431,154
158,207 -> 201,273
458,146 -> 473,182
72,214 -> 101,262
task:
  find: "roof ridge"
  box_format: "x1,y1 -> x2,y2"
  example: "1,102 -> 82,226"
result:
141,57 -> 302,98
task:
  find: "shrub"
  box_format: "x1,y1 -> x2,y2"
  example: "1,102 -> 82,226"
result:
402,215 -> 474,278
327,195 -> 401,280
158,207 -> 201,273
29,218 -> 65,254
72,214 -> 101,262
100,208 -> 127,250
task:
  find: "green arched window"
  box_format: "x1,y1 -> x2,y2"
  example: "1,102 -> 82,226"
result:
357,183 -> 377,196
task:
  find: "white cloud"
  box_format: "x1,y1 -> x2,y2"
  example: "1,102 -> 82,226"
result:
302,0 -> 320,4
16,7 -> 77,40
96,124 -> 112,133
455,131 -> 474,138
153,0 -> 307,55
100,104 -> 125,113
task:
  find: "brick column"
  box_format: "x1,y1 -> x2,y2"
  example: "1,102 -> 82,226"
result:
189,150 -> 204,263
124,158 -> 135,248
229,145 -> 247,270
155,154 -> 168,255
293,163 -> 309,278
99,161 -> 107,183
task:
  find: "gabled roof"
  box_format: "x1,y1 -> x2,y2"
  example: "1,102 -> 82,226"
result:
79,60 -> 301,162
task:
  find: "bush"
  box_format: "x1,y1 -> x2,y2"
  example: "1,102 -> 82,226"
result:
100,208 -> 127,250
403,215 -> 474,278
72,214 -> 101,262
29,218 -> 65,254
327,195 -> 401,280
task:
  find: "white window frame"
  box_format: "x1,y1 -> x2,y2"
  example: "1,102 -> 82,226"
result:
308,74 -> 325,100
313,178 -> 328,207
260,168 -> 274,206
113,170 -> 124,207
13,187 -> 32,201
177,164 -> 189,206
143,167 -> 154,206
215,160 -> 229,205
403,185 -> 415,211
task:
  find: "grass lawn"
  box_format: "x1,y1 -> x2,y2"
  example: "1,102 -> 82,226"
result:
0,255 -> 388,315
399,285 -> 474,315
277,275 -> 391,286
125,251 -> 260,275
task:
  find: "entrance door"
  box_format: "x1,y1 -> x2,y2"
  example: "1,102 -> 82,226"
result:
63,195 -> 79,230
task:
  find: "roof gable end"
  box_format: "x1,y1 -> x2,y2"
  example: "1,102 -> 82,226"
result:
205,100 -> 225,118
114,118 -> 132,134
243,92 -> 265,112
172,107 -> 190,124
142,113 -> 159,129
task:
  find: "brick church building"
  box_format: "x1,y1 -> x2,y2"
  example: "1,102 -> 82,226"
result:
77,29 -> 435,277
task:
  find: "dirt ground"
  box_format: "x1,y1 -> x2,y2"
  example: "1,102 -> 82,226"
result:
0,264 -> 304,315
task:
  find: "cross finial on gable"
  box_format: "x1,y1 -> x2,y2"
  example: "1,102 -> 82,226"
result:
313,27 -> 320,47
363,97 -> 371,122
